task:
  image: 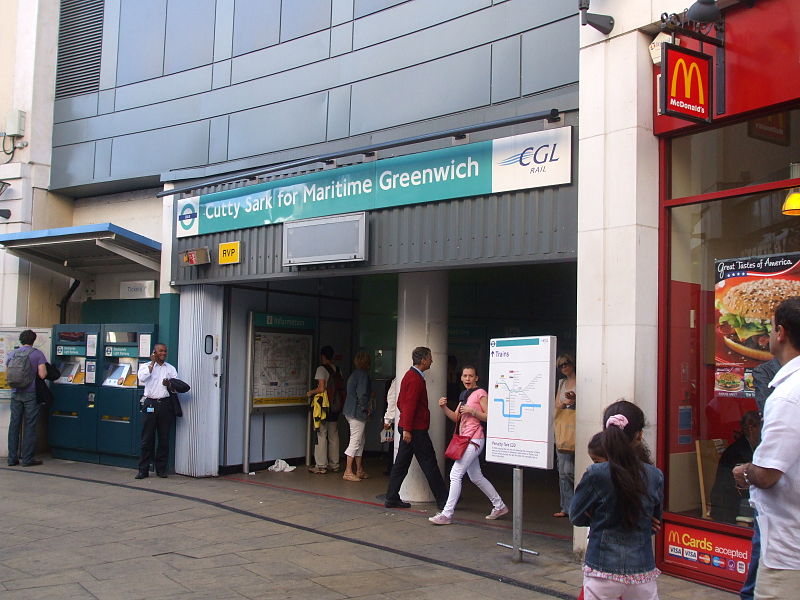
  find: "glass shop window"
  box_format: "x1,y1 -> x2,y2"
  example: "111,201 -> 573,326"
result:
671,108 -> 800,199
666,188 -> 800,526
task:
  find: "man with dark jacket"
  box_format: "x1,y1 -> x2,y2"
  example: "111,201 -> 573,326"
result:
135,343 -> 178,479
384,346 -> 447,509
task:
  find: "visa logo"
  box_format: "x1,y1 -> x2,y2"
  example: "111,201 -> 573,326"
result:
683,548 -> 698,561
668,545 -> 683,558
712,556 -> 725,568
698,553 -> 711,565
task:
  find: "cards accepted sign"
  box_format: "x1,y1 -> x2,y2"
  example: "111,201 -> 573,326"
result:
660,43 -> 713,124
662,522 -> 750,584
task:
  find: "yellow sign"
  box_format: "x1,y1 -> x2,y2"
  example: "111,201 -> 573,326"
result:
218,241 -> 240,265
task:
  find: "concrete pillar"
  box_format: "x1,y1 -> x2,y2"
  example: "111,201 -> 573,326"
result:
576,26 -> 660,551
394,270 -> 448,502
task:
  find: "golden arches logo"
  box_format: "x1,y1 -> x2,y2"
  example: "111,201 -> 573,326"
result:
668,530 -> 680,544
671,59 -> 705,104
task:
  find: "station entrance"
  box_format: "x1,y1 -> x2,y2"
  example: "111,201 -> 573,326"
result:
218,261 -> 576,532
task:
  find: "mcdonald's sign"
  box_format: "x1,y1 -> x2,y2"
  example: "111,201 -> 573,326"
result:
660,43 -> 713,123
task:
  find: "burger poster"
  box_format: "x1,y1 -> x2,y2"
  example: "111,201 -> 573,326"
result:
714,252 -> 800,397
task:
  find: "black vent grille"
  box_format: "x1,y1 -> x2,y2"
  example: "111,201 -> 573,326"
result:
55,0 -> 104,100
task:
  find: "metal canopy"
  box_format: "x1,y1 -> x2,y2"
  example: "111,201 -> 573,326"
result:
0,223 -> 161,279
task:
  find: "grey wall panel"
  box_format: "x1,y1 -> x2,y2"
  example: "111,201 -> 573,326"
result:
280,0 -> 332,43
352,0 -> 489,50
98,89 -> 115,114
99,0 -> 121,90
227,93 -> 328,160
208,116 -> 229,163
349,48 -> 490,135
116,0 -> 167,86
354,0 -> 407,18
54,93 -> 98,122
94,138 -> 112,179
164,0 -> 216,75
521,15 -> 579,95
332,0 -> 354,24
213,0 -> 235,61
326,86 -> 351,141
110,120 -> 210,178
212,60 -> 231,89
231,30 -> 330,85
231,0 -> 280,56
171,184 -> 577,286
330,22 -> 353,56
53,0 -> 580,192
54,1 -> 573,140
114,66 -> 212,111
491,36 -> 520,103
50,143 -> 96,188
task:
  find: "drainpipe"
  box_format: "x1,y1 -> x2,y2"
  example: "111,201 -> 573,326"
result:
58,279 -> 81,324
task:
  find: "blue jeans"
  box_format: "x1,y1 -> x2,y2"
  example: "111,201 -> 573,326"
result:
8,391 -> 39,465
740,511 -> 760,600
557,450 -> 575,513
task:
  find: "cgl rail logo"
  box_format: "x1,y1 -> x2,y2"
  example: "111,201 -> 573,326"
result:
496,143 -> 561,170
490,127 -> 571,191
660,43 -> 712,124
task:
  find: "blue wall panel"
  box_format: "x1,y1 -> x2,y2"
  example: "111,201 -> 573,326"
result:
54,93 -> 98,122
279,0 -> 332,42
231,0 -> 280,56
110,121 -> 210,178
352,0 -> 489,49
227,93 -> 328,160
230,30 -> 330,85
115,66 -> 213,111
116,0 -> 167,86
52,0 -> 580,192
51,143 -> 96,188
349,47 -> 491,135
522,15 -> 580,95
164,0 -> 216,75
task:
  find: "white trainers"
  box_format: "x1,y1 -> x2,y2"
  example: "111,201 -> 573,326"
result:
428,512 -> 452,525
486,505 -> 509,520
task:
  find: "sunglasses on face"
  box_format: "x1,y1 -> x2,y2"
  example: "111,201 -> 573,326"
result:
558,362 -> 571,368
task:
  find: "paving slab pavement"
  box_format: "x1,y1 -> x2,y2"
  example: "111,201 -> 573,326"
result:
0,460 -> 737,599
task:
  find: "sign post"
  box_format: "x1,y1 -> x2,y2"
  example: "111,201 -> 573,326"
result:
486,335 -> 556,560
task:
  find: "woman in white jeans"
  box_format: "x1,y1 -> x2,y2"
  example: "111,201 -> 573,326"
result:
342,351 -> 371,482
429,365 -> 507,525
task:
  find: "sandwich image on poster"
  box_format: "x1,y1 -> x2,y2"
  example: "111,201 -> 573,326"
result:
715,252 -> 800,373
714,366 -> 745,396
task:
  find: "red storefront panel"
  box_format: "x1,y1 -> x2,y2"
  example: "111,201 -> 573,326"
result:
655,1 -> 800,135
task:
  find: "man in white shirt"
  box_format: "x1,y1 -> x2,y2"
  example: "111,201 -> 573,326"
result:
135,343 -> 178,479
733,297 -> 800,599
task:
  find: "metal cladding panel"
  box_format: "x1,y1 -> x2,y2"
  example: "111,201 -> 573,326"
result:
170,187 -> 576,286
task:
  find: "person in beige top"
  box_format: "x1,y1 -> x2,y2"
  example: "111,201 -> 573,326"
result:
553,353 -> 576,517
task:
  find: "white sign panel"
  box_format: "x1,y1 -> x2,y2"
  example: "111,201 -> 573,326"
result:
491,127 -> 571,193
486,335 -> 556,469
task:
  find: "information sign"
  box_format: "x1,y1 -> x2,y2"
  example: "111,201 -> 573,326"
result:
486,336 -> 556,469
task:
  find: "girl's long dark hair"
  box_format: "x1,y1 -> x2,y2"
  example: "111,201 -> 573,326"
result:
602,400 -> 647,530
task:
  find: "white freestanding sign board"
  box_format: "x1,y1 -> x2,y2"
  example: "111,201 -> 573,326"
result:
486,335 -> 556,469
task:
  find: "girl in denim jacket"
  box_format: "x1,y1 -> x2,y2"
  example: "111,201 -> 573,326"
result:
570,401 -> 664,600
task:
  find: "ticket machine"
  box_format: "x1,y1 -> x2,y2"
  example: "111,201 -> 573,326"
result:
95,323 -> 157,467
49,324 -> 101,462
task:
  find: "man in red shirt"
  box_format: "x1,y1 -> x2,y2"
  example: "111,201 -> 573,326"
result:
384,346 -> 447,509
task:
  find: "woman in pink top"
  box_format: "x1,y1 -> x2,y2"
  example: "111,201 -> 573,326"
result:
429,365 -> 508,525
